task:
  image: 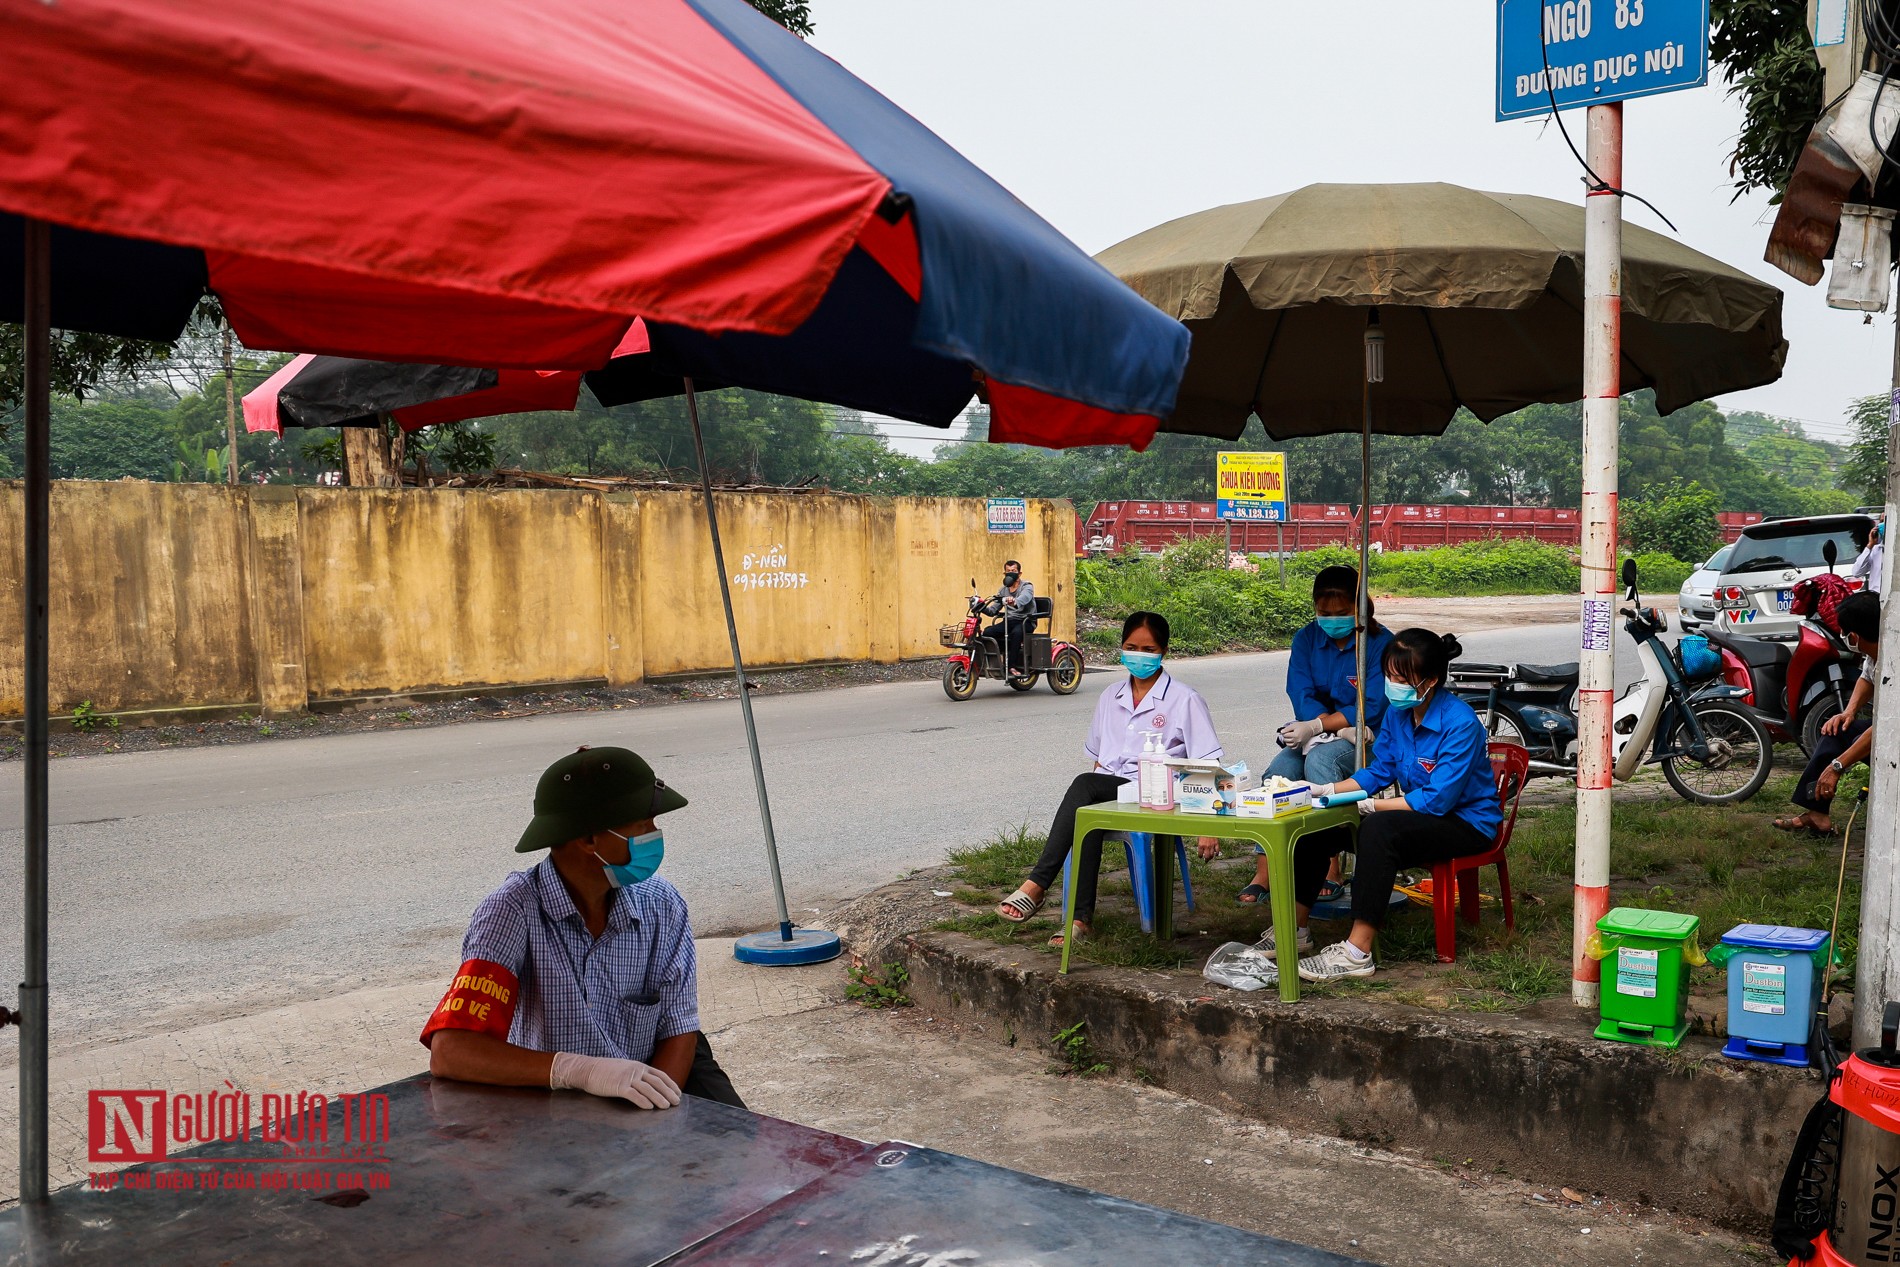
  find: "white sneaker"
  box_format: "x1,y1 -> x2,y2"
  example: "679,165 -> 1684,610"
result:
1296,941 -> 1376,982
1254,924 -> 1313,954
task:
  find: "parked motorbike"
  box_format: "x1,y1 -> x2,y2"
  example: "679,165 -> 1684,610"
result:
1704,539 -> 1859,755
941,580 -> 1085,700
1448,559 -> 1774,805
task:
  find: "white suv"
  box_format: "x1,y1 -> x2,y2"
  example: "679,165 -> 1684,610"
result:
1711,514 -> 1875,640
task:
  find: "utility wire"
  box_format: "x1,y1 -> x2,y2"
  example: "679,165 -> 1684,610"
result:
1535,11 -> 1679,233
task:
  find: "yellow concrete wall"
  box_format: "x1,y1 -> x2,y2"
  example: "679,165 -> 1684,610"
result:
1,483 -> 1076,716
296,488 -> 609,698
0,482 -> 257,715
892,498 -> 1075,660
638,491 -> 876,677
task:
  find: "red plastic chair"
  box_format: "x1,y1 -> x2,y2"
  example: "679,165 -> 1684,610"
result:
1429,741 -> 1531,964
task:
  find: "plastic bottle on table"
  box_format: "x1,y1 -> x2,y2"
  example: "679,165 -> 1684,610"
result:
1138,731 -> 1174,809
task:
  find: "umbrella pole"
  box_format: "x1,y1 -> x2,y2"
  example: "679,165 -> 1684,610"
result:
1355,313 -> 1382,770
18,217 -> 51,1202
683,380 -> 839,967
1355,393 -> 1369,770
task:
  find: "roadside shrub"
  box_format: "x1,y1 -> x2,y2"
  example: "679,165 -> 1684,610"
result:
1629,550 -> 1694,594
1374,539 -> 1578,595
1620,480 -> 1722,562
1157,533 -> 1228,579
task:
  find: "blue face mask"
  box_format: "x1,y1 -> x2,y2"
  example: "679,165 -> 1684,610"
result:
1315,615 -> 1356,639
595,829 -> 665,889
1120,649 -> 1164,680
1384,681 -> 1421,711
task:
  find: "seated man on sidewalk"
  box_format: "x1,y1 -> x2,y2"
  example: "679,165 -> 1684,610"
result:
1775,592 -> 1881,838
422,745 -> 742,1109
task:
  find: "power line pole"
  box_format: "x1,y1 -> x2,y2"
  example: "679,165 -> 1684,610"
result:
222,323 -> 239,485
1857,314 -> 1900,1046
1574,102 -> 1623,1007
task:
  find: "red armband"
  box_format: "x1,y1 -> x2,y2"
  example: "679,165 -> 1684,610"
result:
419,959 -> 520,1047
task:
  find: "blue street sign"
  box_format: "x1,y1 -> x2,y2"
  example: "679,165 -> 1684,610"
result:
1496,0 -> 1708,122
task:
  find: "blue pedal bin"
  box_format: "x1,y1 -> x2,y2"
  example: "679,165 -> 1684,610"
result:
1715,923 -> 1830,1068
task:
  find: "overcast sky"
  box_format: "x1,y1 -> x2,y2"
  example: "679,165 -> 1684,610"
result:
811,0 -> 1886,451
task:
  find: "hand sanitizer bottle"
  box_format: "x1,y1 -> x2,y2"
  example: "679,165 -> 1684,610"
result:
1139,731 -> 1173,810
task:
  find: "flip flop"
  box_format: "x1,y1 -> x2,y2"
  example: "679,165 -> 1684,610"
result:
1048,923 -> 1088,947
1773,815 -> 1838,838
1236,883 -> 1269,905
996,889 -> 1043,923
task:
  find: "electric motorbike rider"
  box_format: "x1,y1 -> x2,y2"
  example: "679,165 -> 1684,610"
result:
984,560 -> 1036,675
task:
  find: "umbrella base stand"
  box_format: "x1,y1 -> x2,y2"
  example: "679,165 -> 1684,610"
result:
733,926 -> 843,966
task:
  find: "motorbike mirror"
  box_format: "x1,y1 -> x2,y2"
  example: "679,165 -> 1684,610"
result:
1620,558 -> 1638,589
970,578 -> 976,589
1824,539 -> 1838,572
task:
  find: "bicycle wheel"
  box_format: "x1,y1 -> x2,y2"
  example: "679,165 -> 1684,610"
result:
1660,700 -> 1773,805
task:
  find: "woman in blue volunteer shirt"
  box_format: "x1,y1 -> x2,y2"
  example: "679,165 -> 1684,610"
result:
1287,628 -> 1501,982
995,610 -> 1224,945
1238,565 -> 1392,905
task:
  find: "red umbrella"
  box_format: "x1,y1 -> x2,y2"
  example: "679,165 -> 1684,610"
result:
4,0 -> 1186,443
243,356 -> 586,435
3,0 -> 1192,1203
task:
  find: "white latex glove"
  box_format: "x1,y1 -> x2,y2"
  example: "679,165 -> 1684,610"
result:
1359,797 -> 1381,814
1278,718 -> 1324,747
550,1051 -> 682,1110
1310,783 -> 1336,801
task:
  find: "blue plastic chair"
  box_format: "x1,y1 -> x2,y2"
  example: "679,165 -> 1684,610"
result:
1061,831 -> 1196,934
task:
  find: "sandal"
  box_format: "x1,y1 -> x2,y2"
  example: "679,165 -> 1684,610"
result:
1236,883 -> 1269,905
1048,923 -> 1089,947
1315,879 -> 1346,903
997,889 -> 1043,923
1773,815 -> 1838,838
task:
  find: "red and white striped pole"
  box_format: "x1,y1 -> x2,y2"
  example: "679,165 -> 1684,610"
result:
1574,102 -> 1623,1006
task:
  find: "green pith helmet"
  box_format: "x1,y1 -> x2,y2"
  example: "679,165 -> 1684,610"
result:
515,746 -> 687,853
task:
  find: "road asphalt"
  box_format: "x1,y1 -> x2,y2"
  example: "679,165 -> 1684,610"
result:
0,613 -> 1637,1054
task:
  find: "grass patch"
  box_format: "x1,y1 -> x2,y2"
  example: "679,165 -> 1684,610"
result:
946,824 -> 1045,891
1077,539 -> 1699,655
844,962 -> 913,1009
1449,947 -> 1566,1004
933,761 -> 1860,1014
1048,1021 -> 1111,1076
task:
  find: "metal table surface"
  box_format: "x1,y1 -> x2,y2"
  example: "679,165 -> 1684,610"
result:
0,1075 -> 872,1267
1,1076 -> 1368,1267
665,1141 -> 1369,1266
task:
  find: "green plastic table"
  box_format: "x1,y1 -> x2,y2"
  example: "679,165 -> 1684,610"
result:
1061,801 -> 1360,1002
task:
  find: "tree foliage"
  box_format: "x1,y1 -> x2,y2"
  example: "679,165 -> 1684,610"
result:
1709,0 -> 1825,198
747,0 -> 812,36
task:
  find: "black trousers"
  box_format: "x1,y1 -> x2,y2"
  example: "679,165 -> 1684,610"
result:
984,619 -> 1031,671
1026,771 -> 1130,923
1293,810 -> 1491,927
683,1033 -> 745,1109
1793,720 -> 1871,814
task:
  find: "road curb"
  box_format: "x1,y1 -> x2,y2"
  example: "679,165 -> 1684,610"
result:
832,876 -> 1814,1232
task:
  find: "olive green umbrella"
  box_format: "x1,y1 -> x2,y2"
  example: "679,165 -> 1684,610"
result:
1095,182 -> 1787,441
1096,181 -> 1787,762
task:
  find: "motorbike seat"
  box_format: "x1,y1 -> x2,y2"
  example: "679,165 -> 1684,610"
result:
1449,661 -> 1512,679
1515,662 -> 1580,686
1706,631 -> 1790,671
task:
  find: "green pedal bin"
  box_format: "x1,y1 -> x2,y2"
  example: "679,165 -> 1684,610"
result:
1594,907 -> 1700,1049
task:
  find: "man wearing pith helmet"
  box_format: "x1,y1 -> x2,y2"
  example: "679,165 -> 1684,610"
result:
422,746 -> 741,1109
